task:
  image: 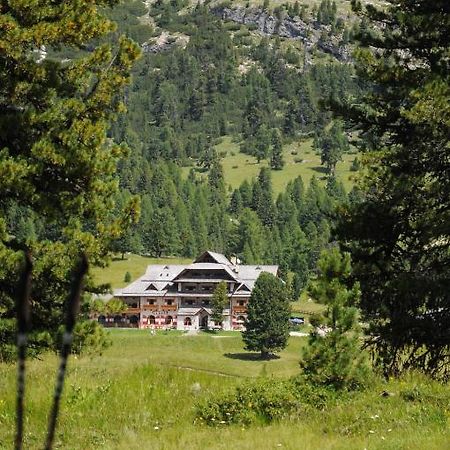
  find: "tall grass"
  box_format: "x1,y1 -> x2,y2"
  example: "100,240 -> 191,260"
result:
0,331 -> 448,449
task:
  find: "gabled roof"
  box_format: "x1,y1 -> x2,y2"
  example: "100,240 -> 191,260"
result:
114,252 -> 279,298
194,251 -> 231,266
172,263 -> 239,282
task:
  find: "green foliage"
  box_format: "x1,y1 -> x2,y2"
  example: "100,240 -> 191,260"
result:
106,298 -> 127,315
315,120 -> 349,175
196,378 -> 302,426
0,0 -> 140,357
243,272 -> 290,358
124,271 -> 132,283
300,249 -> 373,390
270,128 -> 285,170
339,0 -> 450,379
58,320 -> 111,356
211,281 -> 228,326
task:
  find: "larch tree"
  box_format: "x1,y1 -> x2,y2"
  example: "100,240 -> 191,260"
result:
339,0 -> 450,379
315,121 -> 349,176
0,1 -> 140,360
243,272 -> 290,359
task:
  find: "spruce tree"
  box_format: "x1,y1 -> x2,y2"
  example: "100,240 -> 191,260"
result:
243,272 -> 290,359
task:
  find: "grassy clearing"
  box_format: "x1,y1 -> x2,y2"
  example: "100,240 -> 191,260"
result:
0,331 -> 448,450
91,254 -> 191,290
183,136 -> 356,195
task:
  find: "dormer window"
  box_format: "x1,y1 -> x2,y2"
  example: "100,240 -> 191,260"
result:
167,300 -> 173,306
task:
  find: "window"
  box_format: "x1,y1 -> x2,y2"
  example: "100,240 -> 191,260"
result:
184,317 -> 192,326
187,300 -> 194,306
148,299 -> 155,305
148,315 -> 156,325
167,300 -> 173,306
238,300 -> 245,306
203,300 -> 210,306
165,316 -> 173,325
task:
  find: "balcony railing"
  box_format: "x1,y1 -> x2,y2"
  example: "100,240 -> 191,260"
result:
233,305 -> 247,313
141,304 -> 178,312
161,304 -> 177,311
125,307 -> 141,314
143,304 -> 159,311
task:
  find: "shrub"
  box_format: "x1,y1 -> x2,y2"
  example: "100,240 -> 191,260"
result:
290,150 -> 298,155
124,271 -> 132,283
232,165 -> 239,169
57,321 -> 111,356
350,157 -> 361,171
294,157 -> 303,163
196,378 -> 302,426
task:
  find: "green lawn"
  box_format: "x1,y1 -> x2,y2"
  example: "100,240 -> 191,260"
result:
91,254 -> 192,289
1,331 -> 448,450
183,136 -> 356,195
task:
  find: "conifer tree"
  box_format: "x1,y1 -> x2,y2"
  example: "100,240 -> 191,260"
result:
0,0 -> 140,359
315,121 -> 349,175
339,0 -> 450,379
270,129 -> 285,170
300,249 -> 372,390
243,272 -> 290,359
211,281 -> 228,327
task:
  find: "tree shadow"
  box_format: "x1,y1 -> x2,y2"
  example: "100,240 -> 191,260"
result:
310,166 -> 328,174
224,352 -> 280,361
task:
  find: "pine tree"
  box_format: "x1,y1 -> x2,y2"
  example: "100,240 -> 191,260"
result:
338,0 -> 450,379
300,249 -> 373,390
211,281 -> 228,327
0,0 -> 140,359
243,272 -> 290,359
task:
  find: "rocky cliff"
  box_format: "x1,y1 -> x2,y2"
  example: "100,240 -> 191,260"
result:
212,6 -> 351,62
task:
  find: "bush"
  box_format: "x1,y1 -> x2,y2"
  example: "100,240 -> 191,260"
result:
350,157 -> 361,171
290,150 -> 298,155
57,321 -> 111,356
124,271 -> 132,282
232,165 -> 239,169
196,378 -> 302,426
294,157 -> 303,163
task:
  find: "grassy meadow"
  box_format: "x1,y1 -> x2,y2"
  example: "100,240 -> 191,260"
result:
1,330 -> 449,450
183,136 -> 356,195
91,255 -> 192,290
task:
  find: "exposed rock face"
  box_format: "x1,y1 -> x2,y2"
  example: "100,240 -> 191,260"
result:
142,31 -> 189,54
212,6 -> 351,62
